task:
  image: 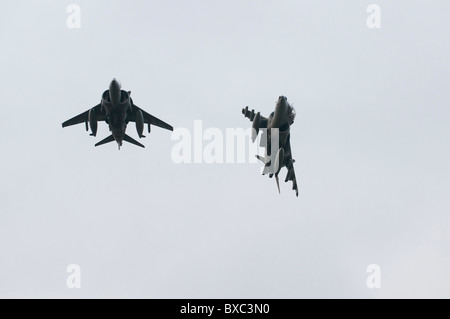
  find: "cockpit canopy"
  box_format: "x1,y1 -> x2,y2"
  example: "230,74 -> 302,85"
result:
102,90 -> 130,103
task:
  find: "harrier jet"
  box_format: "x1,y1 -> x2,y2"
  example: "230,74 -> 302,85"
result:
62,78 -> 173,149
242,96 -> 298,196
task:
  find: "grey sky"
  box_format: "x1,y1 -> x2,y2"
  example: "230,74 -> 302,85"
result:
0,0 -> 449,298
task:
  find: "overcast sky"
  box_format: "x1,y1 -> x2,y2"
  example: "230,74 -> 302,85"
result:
0,0 -> 449,298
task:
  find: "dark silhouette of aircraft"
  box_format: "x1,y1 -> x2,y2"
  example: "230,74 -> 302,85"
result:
242,96 -> 298,196
62,78 -> 173,149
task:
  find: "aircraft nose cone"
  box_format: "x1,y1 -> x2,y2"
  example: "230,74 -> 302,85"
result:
110,78 -> 121,90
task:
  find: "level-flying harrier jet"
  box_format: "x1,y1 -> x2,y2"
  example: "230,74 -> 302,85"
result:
242,96 -> 298,196
62,78 -> 173,149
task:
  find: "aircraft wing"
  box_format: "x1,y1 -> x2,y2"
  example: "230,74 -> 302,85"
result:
129,103 -> 173,131
242,106 -> 268,127
62,104 -> 105,128
284,141 -> 299,197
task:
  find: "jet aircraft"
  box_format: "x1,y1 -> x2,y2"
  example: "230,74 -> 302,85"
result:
242,96 -> 298,196
62,78 -> 173,149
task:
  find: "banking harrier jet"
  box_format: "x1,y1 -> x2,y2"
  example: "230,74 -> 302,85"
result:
62,78 -> 173,149
242,96 -> 298,196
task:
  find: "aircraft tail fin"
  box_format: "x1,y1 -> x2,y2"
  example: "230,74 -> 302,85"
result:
256,155 -> 269,164
123,134 -> 145,148
95,134 -> 115,147
275,174 -> 281,194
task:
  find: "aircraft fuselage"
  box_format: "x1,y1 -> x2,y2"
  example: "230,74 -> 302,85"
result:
266,96 -> 294,161
101,78 -> 130,147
